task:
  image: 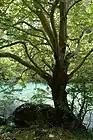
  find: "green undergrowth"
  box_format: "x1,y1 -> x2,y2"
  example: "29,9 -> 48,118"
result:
0,125 -> 92,140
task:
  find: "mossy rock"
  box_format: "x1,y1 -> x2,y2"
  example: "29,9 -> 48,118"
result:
12,103 -> 56,127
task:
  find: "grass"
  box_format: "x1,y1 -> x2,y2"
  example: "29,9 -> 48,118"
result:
0,125 -> 92,140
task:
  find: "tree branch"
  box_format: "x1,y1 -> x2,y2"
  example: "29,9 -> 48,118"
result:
2,21 -> 41,37
59,1 -> 67,58
0,39 -> 52,75
66,31 -> 85,59
24,39 -> 53,72
0,40 -> 42,72
69,48 -> 93,79
66,0 -> 82,16
0,52 -> 34,69
21,0 -> 54,51
50,0 -> 59,39
23,39 -> 53,72
13,26 -> 46,40
13,21 -> 44,33
42,32 -> 53,50
34,0 -> 49,16
0,52 -> 52,83
0,41 -> 25,49
42,59 -> 53,72
23,42 -> 50,74
12,22 -> 53,50
35,9 -> 55,48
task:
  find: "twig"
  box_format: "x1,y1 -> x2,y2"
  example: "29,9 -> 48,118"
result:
69,48 -> 93,79
0,41 -> 25,49
66,0 -> 82,16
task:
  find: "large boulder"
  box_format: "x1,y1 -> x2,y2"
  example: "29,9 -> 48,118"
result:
12,103 -> 56,127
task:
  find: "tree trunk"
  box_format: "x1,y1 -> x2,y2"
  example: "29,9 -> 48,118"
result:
50,61 -> 86,131
46,0 -> 87,131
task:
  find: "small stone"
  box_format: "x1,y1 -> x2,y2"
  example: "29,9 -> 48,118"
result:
49,134 -> 54,138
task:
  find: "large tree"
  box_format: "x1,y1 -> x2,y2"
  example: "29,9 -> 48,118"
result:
0,0 -> 93,129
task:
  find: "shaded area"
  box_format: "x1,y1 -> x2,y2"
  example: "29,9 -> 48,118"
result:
10,103 -> 87,132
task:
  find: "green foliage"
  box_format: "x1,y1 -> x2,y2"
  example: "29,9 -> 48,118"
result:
67,68 -> 93,121
0,125 -> 13,134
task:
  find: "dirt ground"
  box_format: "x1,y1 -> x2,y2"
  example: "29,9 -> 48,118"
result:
0,125 -> 92,140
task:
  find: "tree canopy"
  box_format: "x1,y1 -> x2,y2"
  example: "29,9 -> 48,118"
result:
0,0 -> 92,83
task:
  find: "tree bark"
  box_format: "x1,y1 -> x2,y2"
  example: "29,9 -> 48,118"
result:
49,60 -> 86,131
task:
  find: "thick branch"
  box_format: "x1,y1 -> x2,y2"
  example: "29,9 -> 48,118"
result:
36,9 -> 55,48
22,0 -> 54,51
69,48 -> 93,79
0,40 -> 51,73
0,52 -> 35,69
42,32 -> 53,49
50,0 -> 59,39
66,0 -> 82,16
0,40 -> 44,72
59,1 -> 67,58
0,52 -> 52,83
34,0 -> 49,16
